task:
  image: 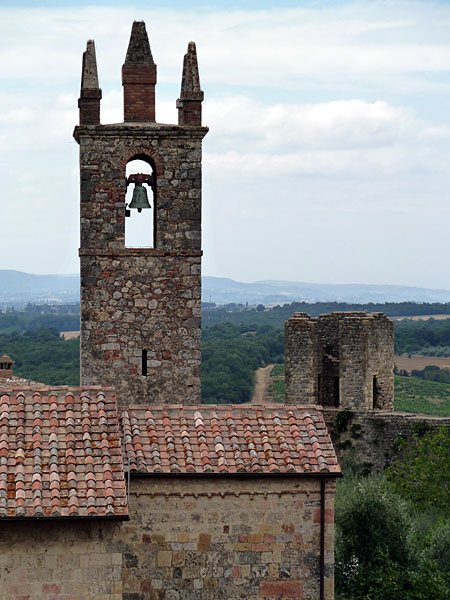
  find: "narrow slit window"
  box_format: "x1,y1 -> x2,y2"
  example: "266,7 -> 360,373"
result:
333,376 -> 340,407
142,349 -> 148,376
373,375 -> 379,409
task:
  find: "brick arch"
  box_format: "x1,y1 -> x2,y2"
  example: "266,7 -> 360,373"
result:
119,146 -> 164,177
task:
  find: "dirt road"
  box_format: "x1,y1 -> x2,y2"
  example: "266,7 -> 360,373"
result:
251,364 -> 275,404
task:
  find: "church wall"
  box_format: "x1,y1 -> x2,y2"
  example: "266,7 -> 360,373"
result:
0,519 -> 124,600
0,477 -> 336,600
121,477 -> 336,600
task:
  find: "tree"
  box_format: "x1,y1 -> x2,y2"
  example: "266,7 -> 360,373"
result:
386,426 -> 450,513
335,476 -> 411,597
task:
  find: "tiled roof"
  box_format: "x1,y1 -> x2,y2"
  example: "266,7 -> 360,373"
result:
0,386 -> 128,519
0,377 -> 43,390
122,405 -> 340,475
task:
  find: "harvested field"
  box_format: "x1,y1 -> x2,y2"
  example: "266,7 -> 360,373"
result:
395,354 -> 450,373
392,314 -> 450,321
60,330 -> 80,340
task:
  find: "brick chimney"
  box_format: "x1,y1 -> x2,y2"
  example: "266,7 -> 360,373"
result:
122,21 -> 157,122
177,42 -> 204,126
78,40 -> 102,125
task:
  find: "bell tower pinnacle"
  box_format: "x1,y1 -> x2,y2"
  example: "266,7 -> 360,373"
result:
78,40 -> 102,125
122,21 -> 157,122
177,42 -> 204,126
74,22 -> 208,407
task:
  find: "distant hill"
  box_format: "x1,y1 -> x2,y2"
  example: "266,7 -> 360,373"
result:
2,269 -> 450,306
203,277 -> 450,305
0,270 -> 79,306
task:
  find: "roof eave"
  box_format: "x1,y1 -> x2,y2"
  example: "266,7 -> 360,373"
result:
127,470 -> 342,479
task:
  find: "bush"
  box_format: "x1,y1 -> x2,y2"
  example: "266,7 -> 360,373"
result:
421,520 -> 450,582
386,426 -> 450,513
335,476 -> 411,595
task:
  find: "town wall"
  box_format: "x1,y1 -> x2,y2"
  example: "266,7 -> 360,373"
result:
0,477 -> 336,600
322,408 -> 450,472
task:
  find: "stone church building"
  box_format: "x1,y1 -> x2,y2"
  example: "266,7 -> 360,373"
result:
0,22 -> 340,600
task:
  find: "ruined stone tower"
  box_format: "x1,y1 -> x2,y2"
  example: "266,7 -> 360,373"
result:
74,22 -> 207,406
285,312 -> 394,410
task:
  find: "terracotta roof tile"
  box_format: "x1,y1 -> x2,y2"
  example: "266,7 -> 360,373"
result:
121,405 -> 340,476
0,386 -> 128,519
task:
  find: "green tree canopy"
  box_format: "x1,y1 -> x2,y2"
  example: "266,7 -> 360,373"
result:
386,426 -> 450,513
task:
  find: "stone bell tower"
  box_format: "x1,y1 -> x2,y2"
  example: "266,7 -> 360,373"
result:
74,22 -> 207,406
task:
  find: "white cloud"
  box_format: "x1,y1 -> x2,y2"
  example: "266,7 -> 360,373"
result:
1,1 -> 450,288
1,2 -> 450,93
203,96 -> 447,181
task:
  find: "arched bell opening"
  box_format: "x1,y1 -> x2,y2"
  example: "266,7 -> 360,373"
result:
125,156 -> 156,248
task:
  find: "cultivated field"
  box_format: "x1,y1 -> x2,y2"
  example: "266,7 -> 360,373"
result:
395,354 -> 450,373
392,314 -> 450,321
60,330 -> 80,340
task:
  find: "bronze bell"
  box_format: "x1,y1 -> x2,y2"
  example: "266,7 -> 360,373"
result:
128,182 -> 151,213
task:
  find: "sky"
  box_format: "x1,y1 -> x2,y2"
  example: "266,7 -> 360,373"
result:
1,0 -> 450,289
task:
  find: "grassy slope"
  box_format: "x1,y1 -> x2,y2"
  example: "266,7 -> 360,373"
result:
267,366 -> 450,417
394,375 -> 450,416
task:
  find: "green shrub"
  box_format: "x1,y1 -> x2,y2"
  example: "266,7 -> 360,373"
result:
335,409 -> 354,433
422,520 -> 450,582
386,426 -> 450,513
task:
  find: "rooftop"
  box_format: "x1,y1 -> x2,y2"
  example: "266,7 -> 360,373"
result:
0,386 -> 128,519
0,384 -> 340,520
122,405 -> 340,476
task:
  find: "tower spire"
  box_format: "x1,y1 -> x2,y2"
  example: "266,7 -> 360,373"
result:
122,21 -> 157,122
177,42 -> 204,126
78,39 -> 102,125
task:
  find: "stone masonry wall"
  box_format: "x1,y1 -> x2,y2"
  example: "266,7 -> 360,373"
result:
339,317 -> 371,410
323,408 -> 450,472
367,314 -> 394,410
74,124 -> 207,407
285,314 -> 317,405
315,316 -> 340,407
0,477 -> 337,600
0,519 -> 124,600
285,312 -> 394,412
80,251 -> 201,406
